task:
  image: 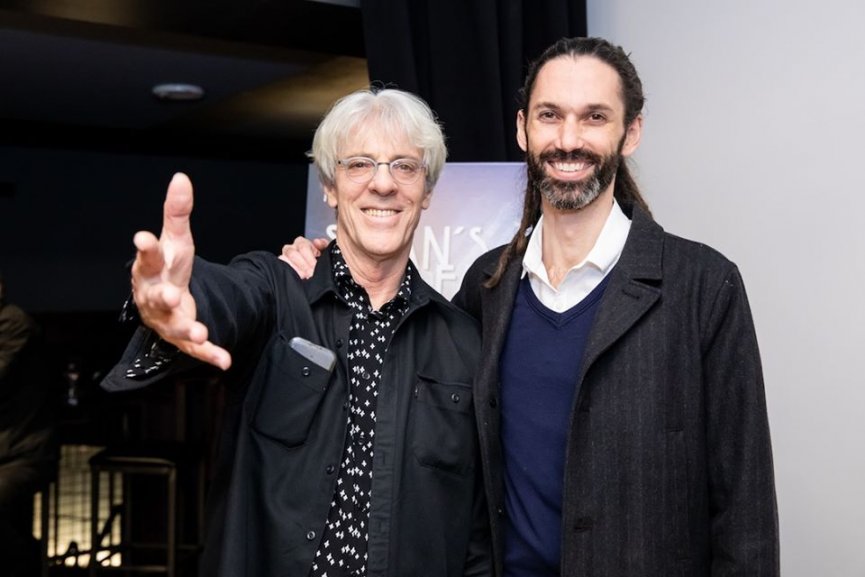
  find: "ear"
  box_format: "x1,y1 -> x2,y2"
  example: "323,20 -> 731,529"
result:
324,183 -> 338,208
421,188 -> 432,210
621,114 -> 643,158
516,109 -> 528,152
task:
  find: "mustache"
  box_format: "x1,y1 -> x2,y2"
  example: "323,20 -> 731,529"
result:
538,148 -> 602,165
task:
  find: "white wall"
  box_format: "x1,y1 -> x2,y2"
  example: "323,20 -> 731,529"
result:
588,1 -> 865,574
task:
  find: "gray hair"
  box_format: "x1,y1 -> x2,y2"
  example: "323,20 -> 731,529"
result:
310,88 -> 447,191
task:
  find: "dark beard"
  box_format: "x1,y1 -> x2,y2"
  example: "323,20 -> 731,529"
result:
527,146 -> 621,211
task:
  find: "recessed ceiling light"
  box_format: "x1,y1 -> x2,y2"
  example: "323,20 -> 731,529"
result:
152,83 -> 205,101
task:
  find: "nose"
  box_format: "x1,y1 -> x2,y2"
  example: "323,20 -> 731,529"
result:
368,162 -> 397,195
558,115 -> 583,151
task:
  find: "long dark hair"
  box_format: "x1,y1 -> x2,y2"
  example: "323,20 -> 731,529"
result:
486,37 -> 651,288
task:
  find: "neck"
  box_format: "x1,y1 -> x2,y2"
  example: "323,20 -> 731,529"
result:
540,187 -> 615,288
337,242 -> 408,310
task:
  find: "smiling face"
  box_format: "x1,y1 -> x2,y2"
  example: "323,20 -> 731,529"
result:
517,55 -> 642,212
324,123 -> 431,269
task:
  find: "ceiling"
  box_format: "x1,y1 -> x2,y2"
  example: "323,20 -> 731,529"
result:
0,0 -> 370,162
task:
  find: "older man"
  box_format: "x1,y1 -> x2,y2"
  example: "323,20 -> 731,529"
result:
102,88 -> 489,577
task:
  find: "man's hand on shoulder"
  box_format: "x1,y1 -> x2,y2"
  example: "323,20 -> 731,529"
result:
279,236 -> 329,279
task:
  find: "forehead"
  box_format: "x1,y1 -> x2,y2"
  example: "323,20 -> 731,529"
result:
529,55 -> 625,114
340,119 -> 421,158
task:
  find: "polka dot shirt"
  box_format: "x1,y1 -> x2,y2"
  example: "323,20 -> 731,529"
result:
309,244 -> 411,577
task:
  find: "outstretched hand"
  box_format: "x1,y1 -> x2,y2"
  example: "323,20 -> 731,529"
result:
279,236 -> 329,279
131,173 -> 232,370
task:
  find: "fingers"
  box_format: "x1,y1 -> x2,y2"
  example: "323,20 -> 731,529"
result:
132,295 -> 232,371
177,339 -> 232,371
279,236 -> 325,279
161,173 -> 196,287
132,231 -> 162,278
162,173 -> 194,240
312,238 -> 329,251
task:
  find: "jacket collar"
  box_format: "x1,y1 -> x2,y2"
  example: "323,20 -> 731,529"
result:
474,203 -> 666,384
580,204 -> 664,376
614,204 -> 664,283
480,203 -> 664,283
303,240 -> 444,312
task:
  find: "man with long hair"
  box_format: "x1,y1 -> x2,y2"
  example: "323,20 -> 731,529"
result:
453,37 -> 779,576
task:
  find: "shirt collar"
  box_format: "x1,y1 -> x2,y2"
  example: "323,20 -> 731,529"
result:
522,198 -> 632,280
330,243 -> 413,311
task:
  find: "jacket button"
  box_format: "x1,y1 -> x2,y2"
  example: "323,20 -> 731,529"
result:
573,517 -> 593,532
496,507 -> 504,516
336,338 -> 343,348
451,393 -> 460,403
326,464 -> 335,474
306,530 -> 316,541
489,397 -> 497,408
301,366 -> 311,377
342,401 -> 350,410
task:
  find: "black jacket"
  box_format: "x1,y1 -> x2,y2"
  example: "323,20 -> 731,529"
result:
103,250 -> 491,577
0,302 -> 55,472
453,206 -> 779,576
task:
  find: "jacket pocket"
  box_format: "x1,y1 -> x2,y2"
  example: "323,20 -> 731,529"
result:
249,333 -> 334,447
411,373 -> 475,476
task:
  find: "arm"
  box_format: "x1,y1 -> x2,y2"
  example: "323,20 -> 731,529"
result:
131,172 -> 230,370
703,267 -> 779,575
451,259 -> 485,321
0,305 -> 34,383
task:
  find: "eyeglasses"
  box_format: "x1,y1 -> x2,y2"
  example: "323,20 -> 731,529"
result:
337,157 -> 426,185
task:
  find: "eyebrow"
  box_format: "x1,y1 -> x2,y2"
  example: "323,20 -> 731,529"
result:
531,101 -> 616,115
342,153 -> 421,161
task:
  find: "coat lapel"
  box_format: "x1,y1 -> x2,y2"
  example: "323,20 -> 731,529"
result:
580,207 -> 664,379
478,256 -> 523,390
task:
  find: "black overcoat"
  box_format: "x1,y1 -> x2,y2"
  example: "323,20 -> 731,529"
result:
453,206 -> 779,576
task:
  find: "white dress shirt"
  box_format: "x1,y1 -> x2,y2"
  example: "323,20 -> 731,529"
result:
522,200 -> 632,312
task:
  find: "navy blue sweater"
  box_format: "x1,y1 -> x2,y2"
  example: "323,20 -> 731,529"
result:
499,275 -> 610,576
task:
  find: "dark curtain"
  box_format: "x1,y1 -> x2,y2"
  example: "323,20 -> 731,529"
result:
360,0 -> 586,162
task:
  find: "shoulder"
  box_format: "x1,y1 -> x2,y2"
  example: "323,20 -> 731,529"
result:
196,250 -> 306,287
227,250 -> 287,273
663,232 -> 737,274
647,225 -> 750,319
413,276 -> 481,340
619,209 -> 749,317
452,244 -> 513,318
458,244 -> 510,293
463,245 -> 508,280
626,209 -> 739,282
0,303 -> 35,335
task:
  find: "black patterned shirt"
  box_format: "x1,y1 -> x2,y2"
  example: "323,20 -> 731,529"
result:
309,244 -> 411,577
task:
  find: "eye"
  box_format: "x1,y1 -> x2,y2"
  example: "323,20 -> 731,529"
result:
391,159 -> 420,175
538,110 -> 559,121
587,112 -> 607,124
346,158 -> 375,171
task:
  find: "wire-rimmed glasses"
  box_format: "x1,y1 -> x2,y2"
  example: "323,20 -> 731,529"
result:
336,157 -> 426,185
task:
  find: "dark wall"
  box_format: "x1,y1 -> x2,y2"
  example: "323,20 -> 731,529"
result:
0,145 -> 309,313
